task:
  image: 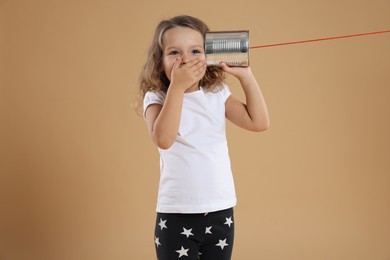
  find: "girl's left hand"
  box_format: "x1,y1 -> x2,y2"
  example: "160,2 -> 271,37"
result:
220,62 -> 252,80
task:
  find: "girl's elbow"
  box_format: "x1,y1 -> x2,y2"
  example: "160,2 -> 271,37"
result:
157,141 -> 174,150
154,135 -> 175,150
253,119 -> 270,132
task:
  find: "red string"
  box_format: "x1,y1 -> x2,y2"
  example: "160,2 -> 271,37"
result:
249,30 -> 390,49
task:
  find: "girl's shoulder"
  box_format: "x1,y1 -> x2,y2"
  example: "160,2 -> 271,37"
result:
206,83 -> 231,101
143,90 -> 166,118
144,90 -> 166,102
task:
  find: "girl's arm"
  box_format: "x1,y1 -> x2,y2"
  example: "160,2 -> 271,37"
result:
222,63 -> 270,132
145,87 -> 185,149
145,58 -> 207,149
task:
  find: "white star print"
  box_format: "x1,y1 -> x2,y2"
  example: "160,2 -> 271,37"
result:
154,236 -> 161,247
181,227 -> 194,238
216,238 -> 229,250
158,218 -> 167,230
224,217 -> 233,227
198,251 -> 202,259
176,246 -> 189,258
204,212 -> 209,216
205,226 -> 212,234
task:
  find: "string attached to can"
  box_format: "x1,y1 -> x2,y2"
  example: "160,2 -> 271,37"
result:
250,29 -> 390,49
205,29 -> 390,67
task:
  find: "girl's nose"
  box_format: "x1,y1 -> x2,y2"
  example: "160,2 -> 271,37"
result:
180,54 -> 190,64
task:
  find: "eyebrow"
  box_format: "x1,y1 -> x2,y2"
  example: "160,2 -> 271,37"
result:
165,45 -> 203,50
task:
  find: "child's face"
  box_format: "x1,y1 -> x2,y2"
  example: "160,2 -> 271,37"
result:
161,27 -> 205,80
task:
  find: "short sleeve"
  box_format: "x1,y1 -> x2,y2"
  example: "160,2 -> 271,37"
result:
143,91 -> 166,118
219,83 -> 232,102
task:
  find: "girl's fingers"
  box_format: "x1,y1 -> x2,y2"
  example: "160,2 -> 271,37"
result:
220,62 -> 232,72
188,58 -> 206,68
193,60 -> 207,74
174,58 -> 206,84
173,57 -> 182,70
181,59 -> 206,75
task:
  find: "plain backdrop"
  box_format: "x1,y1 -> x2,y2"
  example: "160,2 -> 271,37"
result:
1,0 -> 390,259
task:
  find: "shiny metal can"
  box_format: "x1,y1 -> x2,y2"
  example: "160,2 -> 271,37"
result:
205,30 -> 249,67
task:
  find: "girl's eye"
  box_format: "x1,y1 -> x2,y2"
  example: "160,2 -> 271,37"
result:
169,51 -> 179,56
192,49 -> 202,54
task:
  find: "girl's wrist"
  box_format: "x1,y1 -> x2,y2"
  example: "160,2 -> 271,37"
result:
167,83 -> 186,95
237,69 -> 256,84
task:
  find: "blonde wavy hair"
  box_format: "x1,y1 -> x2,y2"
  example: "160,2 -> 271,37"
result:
136,15 -> 225,114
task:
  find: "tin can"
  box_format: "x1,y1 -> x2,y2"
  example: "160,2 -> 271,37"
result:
205,30 -> 249,67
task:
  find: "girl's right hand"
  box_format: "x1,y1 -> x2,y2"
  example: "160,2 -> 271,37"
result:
169,57 -> 206,91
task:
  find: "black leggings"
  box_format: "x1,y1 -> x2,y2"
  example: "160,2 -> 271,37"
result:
154,207 -> 234,260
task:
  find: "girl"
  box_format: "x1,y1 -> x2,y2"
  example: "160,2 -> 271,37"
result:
139,15 -> 269,260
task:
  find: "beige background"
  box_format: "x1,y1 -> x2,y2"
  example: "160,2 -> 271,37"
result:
1,0 -> 390,259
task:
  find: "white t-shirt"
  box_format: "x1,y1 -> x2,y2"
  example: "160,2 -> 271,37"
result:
143,84 -> 237,213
